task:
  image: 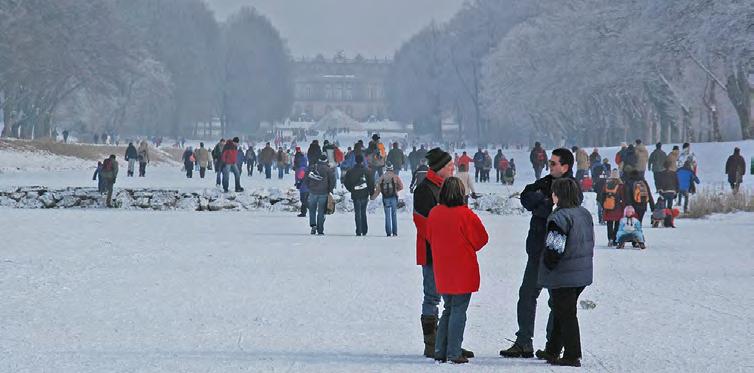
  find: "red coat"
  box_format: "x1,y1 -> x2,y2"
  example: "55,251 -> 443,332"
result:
457,155 -> 472,168
221,143 -> 238,165
602,181 -> 625,222
426,205 -> 489,294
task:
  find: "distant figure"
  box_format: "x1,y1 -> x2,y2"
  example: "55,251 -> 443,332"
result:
62,130 -> 69,143
100,155 -> 119,208
725,147 -> 746,192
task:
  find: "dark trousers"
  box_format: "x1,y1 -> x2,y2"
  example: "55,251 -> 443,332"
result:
139,162 -> 147,177
534,166 -> 543,180
515,253 -> 554,348
299,191 -> 309,216
215,162 -> 223,185
546,286 -> 585,359
677,191 -> 690,212
199,167 -> 206,178
607,221 -> 619,242
475,167 -> 482,182
496,169 -> 502,182
247,163 -> 254,176
661,192 -> 676,209
265,164 -> 272,179
353,198 -> 369,235
184,162 -> 193,178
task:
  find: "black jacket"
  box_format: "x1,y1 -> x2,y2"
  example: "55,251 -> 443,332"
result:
304,161 -> 335,195
413,173 -> 442,264
520,172 -> 582,256
343,164 -> 375,200
125,145 -> 138,161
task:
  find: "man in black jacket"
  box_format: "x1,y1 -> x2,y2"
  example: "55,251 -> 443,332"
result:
726,147 -> 746,192
124,142 -> 138,177
501,148 -> 581,360
343,154 -> 375,236
304,154 -> 335,235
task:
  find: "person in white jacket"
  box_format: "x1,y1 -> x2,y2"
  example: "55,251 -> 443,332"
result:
455,163 -> 477,204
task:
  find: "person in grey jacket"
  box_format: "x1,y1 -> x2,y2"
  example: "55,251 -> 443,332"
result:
537,178 -> 594,367
304,154 -> 336,235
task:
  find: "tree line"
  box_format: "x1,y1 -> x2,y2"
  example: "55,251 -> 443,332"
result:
387,0 -> 754,146
0,0 -> 293,139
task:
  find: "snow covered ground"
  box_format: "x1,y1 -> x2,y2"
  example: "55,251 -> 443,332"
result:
1,139 -> 753,372
1,209 -> 752,372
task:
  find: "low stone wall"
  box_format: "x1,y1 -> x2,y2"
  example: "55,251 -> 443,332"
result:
0,186 -> 525,215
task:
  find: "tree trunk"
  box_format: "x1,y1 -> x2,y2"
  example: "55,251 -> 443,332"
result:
726,67 -> 752,139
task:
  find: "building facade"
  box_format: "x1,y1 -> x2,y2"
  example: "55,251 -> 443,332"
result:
291,53 -> 391,122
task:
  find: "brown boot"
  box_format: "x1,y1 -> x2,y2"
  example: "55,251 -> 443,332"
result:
420,315 -> 438,358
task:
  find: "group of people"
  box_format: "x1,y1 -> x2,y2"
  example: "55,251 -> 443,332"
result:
451,148 -> 517,185
413,147 -> 594,366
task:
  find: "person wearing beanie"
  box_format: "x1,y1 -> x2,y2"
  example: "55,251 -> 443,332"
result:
343,153 -> 375,236
501,148 -> 582,359
414,148 -> 474,359
304,151 -> 335,235
372,162 -> 404,237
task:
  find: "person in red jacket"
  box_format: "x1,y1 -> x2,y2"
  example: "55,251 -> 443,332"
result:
457,151 -> 472,170
426,177 -> 489,364
414,147 -> 470,360
221,137 -> 243,193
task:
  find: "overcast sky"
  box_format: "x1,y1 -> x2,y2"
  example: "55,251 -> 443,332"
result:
205,0 -> 465,58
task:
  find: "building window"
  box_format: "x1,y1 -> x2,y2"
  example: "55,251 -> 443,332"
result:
325,84 -> 333,100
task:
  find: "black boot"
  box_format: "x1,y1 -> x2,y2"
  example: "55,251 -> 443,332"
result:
500,342 -> 534,358
549,357 -> 581,367
420,315 -> 437,358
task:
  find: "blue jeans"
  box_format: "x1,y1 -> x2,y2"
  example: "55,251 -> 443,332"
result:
422,265 -> 441,316
278,165 -> 284,179
353,198 -> 369,235
215,162 -> 223,185
515,253 -> 554,349
383,196 -> 398,236
308,194 -> 327,233
222,164 -> 241,191
264,164 -> 272,179
435,293 -> 471,360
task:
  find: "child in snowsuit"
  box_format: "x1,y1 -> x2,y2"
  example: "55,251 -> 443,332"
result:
616,205 -> 646,249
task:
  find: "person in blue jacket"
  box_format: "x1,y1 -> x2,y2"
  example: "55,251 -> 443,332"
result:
295,155 -> 310,217
676,160 -> 700,213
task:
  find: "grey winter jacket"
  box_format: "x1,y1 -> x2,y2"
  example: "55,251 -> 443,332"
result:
538,206 -> 594,289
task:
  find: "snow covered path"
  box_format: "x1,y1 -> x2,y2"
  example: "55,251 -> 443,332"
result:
2,209 -> 752,372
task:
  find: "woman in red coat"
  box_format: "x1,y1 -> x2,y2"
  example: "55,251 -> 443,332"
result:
426,177 -> 489,363
600,169 -> 625,247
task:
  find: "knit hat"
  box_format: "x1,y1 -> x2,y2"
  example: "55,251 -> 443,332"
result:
319,154 -> 328,162
386,162 -> 394,171
426,148 -> 452,172
624,205 -> 636,218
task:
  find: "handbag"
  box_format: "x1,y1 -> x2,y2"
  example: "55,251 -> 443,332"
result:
326,193 -> 336,215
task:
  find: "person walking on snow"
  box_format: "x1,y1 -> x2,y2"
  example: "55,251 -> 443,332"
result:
100,154 -> 119,208
305,154 -> 335,235
725,147 -> 746,192
221,137 -> 243,193
530,142 -> 548,180
196,143 -> 210,179
343,154 -> 375,236
124,142 -> 137,177
182,147 -> 195,178
372,162 -> 403,237
295,154 -> 310,217
137,140 -> 150,177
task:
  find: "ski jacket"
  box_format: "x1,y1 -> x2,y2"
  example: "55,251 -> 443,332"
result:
413,170 -> 444,265
538,206 -> 594,289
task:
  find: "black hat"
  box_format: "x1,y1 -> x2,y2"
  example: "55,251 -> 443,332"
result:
372,133 -> 380,141
426,148 -> 452,172
319,154 -> 328,162
233,137 -> 240,143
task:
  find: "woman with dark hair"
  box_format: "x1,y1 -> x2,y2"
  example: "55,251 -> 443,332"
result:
536,177 -> 594,367
426,177 -> 489,363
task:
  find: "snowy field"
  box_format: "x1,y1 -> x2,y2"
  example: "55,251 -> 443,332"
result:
1,209 -> 753,372
1,140 -> 753,372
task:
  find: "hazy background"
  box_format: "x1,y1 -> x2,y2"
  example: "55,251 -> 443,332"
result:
205,0 -> 465,57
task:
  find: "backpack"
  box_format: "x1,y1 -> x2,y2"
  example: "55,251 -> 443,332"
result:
354,173 -> 368,191
499,158 -> 509,170
633,181 -> 649,204
380,177 -> 396,198
603,181 -> 619,210
102,159 -> 114,172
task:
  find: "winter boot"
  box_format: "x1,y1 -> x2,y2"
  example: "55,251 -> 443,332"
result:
639,242 -> 646,249
420,315 -> 438,358
450,355 -> 469,364
549,357 -> 581,367
310,226 -> 317,235
536,348 -> 560,362
461,348 -> 474,358
500,342 -> 534,358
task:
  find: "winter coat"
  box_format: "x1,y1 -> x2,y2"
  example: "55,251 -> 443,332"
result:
677,150 -> 697,171
530,146 -> 548,168
304,161 -> 335,195
137,142 -> 150,163
473,151 -> 485,168
245,149 -> 256,166
196,147 -> 210,168
576,149 -> 590,171
236,149 -> 245,167
635,144 -> 649,171
410,164 -> 429,192
295,157 -> 310,193
457,154 -> 472,168
260,146 -> 276,165
100,159 -> 119,180
455,171 -> 476,196
655,169 -> 679,194
387,148 -> 406,169
617,216 -> 645,243
182,149 -> 194,165
648,148 -> 668,172
221,142 -> 238,165
666,150 -> 680,172
373,171 -> 404,199
343,164 -> 375,200
520,172 -> 582,256
413,170 -> 444,265
622,146 -> 638,170
676,167 -> 700,193
538,206 -> 594,289
601,179 -> 625,222
589,151 -> 602,166
483,154 -> 493,170
427,205 -> 489,294
624,177 -> 655,213
293,152 -> 306,169
276,150 -> 286,166
725,153 -> 746,182
125,145 -> 138,161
